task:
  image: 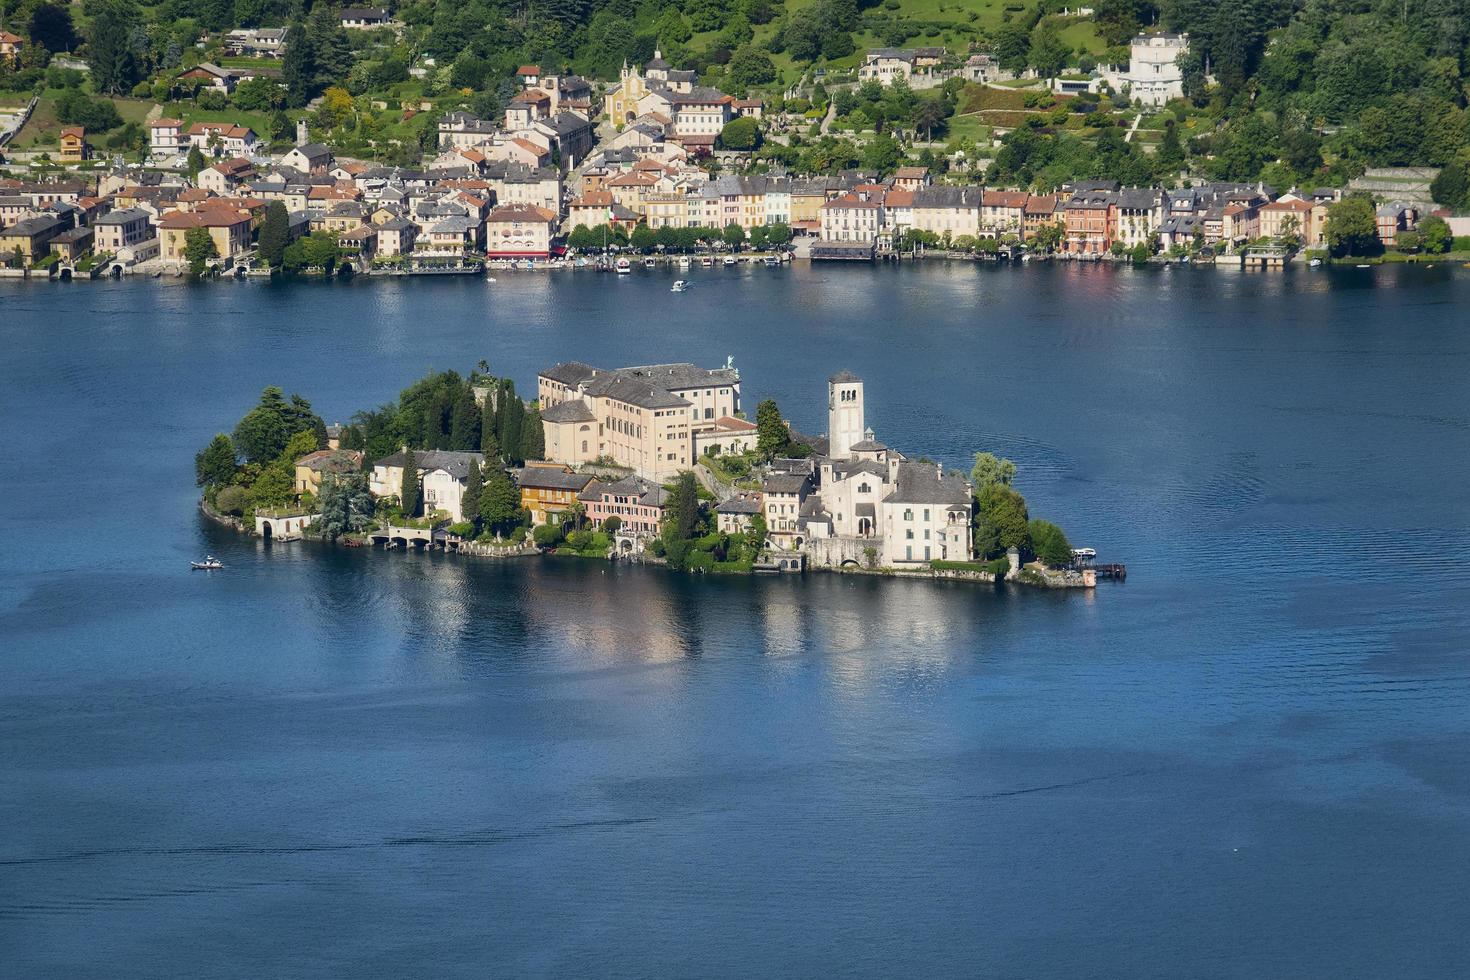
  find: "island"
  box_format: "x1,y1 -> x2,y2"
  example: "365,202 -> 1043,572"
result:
197,359 -> 1111,588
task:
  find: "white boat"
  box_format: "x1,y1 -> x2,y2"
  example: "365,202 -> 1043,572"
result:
1071,547 -> 1097,560
485,275 -> 497,282
1356,263 -> 1370,268
643,257 -> 656,268
1308,258 -> 1322,267
700,256 -> 713,268
676,256 -> 691,268
671,280 -> 689,292
191,556 -> 224,570
615,258 -> 632,274
723,256 -> 736,266
763,256 -> 780,267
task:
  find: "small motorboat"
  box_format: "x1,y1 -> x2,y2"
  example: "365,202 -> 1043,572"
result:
676,256 -> 691,268
1356,263 -> 1370,268
191,556 -> 224,570
1071,547 -> 1097,560
1308,258 -> 1322,267
722,255 -> 737,267
763,256 -> 779,267
643,256 -> 656,269
670,280 -> 689,292
700,256 -> 713,268
615,258 -> 632,274
485,275 -> 497,282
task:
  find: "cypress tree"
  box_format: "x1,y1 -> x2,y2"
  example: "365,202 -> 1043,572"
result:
520,403 -> 544,462
500,394 -> 523,466
480,466 -> 520,536
400,450 -> 420,517
258,201 -> 290,268
461,459 -> 483,526
449,386 -> 481,451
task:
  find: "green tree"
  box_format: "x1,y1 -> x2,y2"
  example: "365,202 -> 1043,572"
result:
974,483 -> 1030,558
971,452 -> 1016,492
1029,22 -> 1069,82
1430,162 -> 1468,211
755,398 -> 788,458
400,450 -> 420,517
520,404 -> 544,461
767,223 -> 792,246
661,471 -> 702,569
722,222 -> 746,250
1325,194 -> 1380,258
317,472 -> 375,540
719,115 -> 762,151
448,386 -> 481,451
630,223 -> 657,251
88,0 -> 139,95
460,459 -> 483,526
1419,215 -> 1452,254
258,201 -> 290,268
282,429 -> 320,466
186,145 -> 206,179
479,465 -> 521,537
183,225 -> 217,278
195,433 -> 237,488
1028,518 -> 1072,566
249,462 -> 294,509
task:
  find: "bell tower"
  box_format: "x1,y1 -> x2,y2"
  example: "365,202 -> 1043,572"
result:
827,370 -> 865,459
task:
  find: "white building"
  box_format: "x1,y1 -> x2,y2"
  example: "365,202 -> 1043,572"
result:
369,450 -> 482,522
1108,33 -> 1188,106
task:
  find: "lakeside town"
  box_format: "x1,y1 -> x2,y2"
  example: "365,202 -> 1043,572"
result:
5,19 -> 1468,279
198,359 -> 1105,587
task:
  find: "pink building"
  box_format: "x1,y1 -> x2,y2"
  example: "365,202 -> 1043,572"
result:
578,475 -> 668,538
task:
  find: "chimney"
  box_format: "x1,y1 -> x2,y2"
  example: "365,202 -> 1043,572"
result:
936,462 -> 943,479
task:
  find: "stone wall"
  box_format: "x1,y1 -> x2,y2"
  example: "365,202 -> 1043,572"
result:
806,535 -> 873,569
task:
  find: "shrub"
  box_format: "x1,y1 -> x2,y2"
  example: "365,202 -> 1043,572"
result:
648,538 -> 667,557
686,551 -> 716,572
447,521 -> 475,538
1028,519 -> 1073,567
533,523 -> 566,547
602,515 -> 622,533
564,529 -> 591,551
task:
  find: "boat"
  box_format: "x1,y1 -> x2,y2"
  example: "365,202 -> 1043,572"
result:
723,255 -> 736,267
676,256 -> 691,268
191,556 -> 223,570
1308,258 -> 1322,267
700,256 -> 713,268
1071,547 -> 1097,560
763,256 -> 780,267
643,256 -> 656,269
671,280 -> 689,292
1356,263 -> 1370,268
485,275 -> 497,282
615,258 -> 632,274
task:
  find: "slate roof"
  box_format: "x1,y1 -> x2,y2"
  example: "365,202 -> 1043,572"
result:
849,439 -> 886,452
715,496 -> 762,514
763,472 -> 811,495
542,361 -> 599,386
829,369 -> 861,384
513,467 -> 594,492
883,461 -> 970,506
580,475 -> 667,508
540,399 -> 596,423
372,450 -> 482,480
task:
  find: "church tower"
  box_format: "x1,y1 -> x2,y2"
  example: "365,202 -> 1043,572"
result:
828,371 -> 865,459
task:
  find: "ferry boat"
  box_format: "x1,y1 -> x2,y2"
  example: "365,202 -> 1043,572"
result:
1071,547 -> 1097,561
670,280 -> 689,292
615,258 -> 632,274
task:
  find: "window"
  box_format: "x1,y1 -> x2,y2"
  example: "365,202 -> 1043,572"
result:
923,509 -> 930,521
905,530 -> 913,540
903,508 -> 913,521
858,482 -> 870,493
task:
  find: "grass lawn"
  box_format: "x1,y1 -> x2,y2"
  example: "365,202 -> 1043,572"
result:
12,90 -> 157,149
1056,21 -> 1107,56
945,112 -> 991,146
162,102 -> 277,139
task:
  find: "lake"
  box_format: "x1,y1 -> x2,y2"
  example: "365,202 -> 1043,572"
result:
2,261 -> 1468,977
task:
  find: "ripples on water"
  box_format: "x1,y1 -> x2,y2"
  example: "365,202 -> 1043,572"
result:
2,264 -> 1469,977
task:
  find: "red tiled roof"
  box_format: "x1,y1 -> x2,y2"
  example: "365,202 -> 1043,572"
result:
982,190 -> 1029,208
516,65 -> 541,75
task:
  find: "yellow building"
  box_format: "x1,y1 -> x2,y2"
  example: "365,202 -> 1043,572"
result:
293,449 -> 364,496
513,464 -> 595,526
605,59 -> 654,125
158,207 -> 253,263
58,126 -> 90,163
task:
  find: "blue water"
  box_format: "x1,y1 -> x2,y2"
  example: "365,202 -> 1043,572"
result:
3,263 -> 1468,977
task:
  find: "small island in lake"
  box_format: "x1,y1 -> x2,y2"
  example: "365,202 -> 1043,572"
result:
197,359 -> 1109,587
